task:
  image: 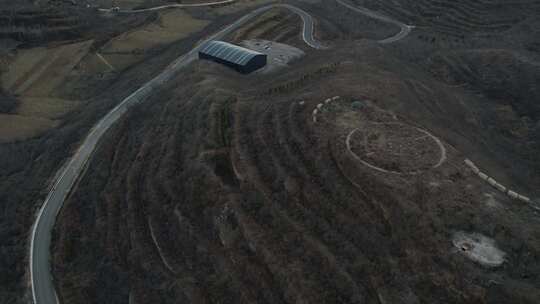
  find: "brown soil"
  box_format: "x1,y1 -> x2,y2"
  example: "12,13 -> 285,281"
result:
52,42 -> 540,304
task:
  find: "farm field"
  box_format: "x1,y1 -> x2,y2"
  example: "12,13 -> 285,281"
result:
0,40 -> 93,142
99,10 -> 209,70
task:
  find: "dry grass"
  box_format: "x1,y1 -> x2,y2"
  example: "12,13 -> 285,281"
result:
232,8 -> 282,40
1,47 -> 49,91
101,10 -> 209,70
0,114 -> 58,143
230,8 -> 301,45
92,0 -> 147,9
2,40 -> 93,96
114,0 -> 148,9
23,40 -> 94,97
0,40 -> 93,142
75,53 -> 113,75
16,97 -> 79,120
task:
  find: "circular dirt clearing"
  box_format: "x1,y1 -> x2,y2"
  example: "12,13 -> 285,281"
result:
346,122 -> 446,175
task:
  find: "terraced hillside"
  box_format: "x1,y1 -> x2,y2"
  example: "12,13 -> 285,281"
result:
0,2 -> 237,303
52,42 -> 540,304
356,0 -> 540,38
0,9 -> 85,44
231,8 -> 302,46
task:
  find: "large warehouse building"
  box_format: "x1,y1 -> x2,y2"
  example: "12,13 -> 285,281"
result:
198,40 -> 267,74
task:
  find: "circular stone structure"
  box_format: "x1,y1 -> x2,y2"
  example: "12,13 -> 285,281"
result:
452,232 -> 506,267
346,122 -> 446,175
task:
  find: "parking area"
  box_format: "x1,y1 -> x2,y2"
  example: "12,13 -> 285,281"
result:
242,39 -> 304,73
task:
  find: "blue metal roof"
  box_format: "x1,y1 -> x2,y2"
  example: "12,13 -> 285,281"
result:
199,41 -> 263,66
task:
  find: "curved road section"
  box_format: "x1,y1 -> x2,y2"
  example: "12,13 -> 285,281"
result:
280,4 -> 326,49
335,0 -> 413,43
29,4 -> 323,304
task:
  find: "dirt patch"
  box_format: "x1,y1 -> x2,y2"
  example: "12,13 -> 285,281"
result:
453,231 -> 506,267
317,99 -> 445,174
347,122 -> 444,174
242,39 -> 305,73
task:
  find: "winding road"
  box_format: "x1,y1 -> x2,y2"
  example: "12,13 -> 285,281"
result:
29,1 -> 413,303
335,0 -> 413,43
29,4 -> 323,304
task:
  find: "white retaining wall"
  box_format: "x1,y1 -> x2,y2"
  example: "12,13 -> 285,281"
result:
312,96 -> 341,123
464,159 -> 531,203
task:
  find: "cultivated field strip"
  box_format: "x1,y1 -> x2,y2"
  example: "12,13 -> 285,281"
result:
0,9 -> 83,42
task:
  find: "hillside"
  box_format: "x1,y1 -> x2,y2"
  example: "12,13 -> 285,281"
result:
0,0 -> 539,303
52,39 -> 540,303
0,1 -> 239,302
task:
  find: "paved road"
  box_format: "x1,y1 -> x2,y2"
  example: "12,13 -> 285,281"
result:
29,4 -> 323,304
98,0 -> 235,13
280,4 -> 327,49
335,0 -> 413,43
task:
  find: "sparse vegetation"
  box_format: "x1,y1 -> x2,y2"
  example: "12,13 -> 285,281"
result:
1,0 -> 539,303
52,42 -> 540,303
100,9 -> 209,70
231,8 -> 301,45
0,114 -> 58,143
